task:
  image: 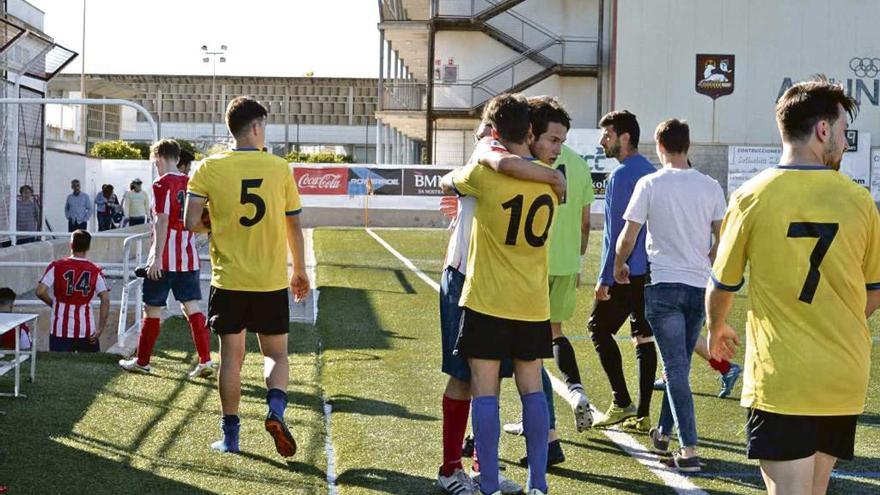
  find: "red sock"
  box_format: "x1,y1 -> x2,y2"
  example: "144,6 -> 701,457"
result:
136,318 -> 161,366
188,312 -> 212,364
440,395 -> 470,477
709,358 -> 731,375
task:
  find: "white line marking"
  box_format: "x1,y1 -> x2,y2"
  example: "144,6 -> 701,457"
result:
308,231 -> 337,495
546,372 -> 709,495
367,228 -> 709,495
366,228 -> 440,292
323,399 -> 339,495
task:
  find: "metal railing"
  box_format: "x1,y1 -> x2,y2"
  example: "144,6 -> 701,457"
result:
431,0 -> 599,110
382,80 -> 427,111
0,230 -> 149,355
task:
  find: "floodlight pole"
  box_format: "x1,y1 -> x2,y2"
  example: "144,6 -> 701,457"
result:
2,98 -> 159,246
202,45 -> 227,143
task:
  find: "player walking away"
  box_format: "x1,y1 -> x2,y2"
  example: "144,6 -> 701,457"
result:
589,110 -> 657,431
184,96 -> 310,457
614,119 -> 726,472
708,77 -> 880,495
35,230 -> 110,352
441,93 -> 555,495
437,120 -> 563,495
653,334 -> 741,398
502,96 -> 594,467
119,139 -> 213,378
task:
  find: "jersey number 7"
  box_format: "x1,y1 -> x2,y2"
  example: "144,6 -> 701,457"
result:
787,222 -> 839,304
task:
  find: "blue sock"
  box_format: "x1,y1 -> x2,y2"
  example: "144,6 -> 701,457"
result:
521,391 -> 549,492
267,388 -> 288,418
472,395 -> 500,494
221,414 -> 240,452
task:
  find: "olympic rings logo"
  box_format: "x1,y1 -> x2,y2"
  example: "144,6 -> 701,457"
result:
850,57 -> 880,78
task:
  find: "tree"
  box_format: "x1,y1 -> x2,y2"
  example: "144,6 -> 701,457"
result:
89,140 -> 143,159
130,141 -> 151,159
284,150 -> 352,163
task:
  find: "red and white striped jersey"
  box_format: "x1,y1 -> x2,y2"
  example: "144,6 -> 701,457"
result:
152,172 -> 199,272
39,257 -> 108,339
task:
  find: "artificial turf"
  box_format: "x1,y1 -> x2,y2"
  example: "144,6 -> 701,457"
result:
1,226 -> 878,494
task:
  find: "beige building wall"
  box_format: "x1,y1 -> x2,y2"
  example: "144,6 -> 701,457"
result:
614,0 -> 880,146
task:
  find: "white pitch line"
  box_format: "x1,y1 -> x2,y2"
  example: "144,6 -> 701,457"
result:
366,228 -> 440,292
545,371 -> 708,495
323,399 -> 339,495
308,230 -> 338,495
367,228 -> 708,495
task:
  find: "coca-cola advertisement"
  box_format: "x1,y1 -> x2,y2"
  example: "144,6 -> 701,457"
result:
293,167 -> 349,195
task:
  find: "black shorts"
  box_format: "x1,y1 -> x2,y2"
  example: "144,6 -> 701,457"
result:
588,274 -> 653,339
454,308 -> 552,361
208,286 -> 290,335
746,409 -> 858,461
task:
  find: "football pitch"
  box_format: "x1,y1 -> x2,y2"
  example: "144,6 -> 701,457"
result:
2,227 -> 880,494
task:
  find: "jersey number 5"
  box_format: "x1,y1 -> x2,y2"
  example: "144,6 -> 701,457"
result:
240,179 -> 267,227
501,194 -> 554,247
787,222 -> 839,304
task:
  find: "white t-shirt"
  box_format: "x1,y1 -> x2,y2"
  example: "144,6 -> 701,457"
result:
623,167 -> 727,288
443,138 -> 509,276
444,197 -> 475,275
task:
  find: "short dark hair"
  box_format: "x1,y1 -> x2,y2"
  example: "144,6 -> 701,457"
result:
528,96 -> 571,140
776,76 -> 858,143
150,139 -> 180,161
654,119 -> 690,154
599,110 -> 640,147
178,149 -> 195,169
19,184 -> 33,194
71,229 -> 91,253
481,93 -> 530,144
0,287 -> 15,306
71,179 -> 80,185
226,96 -> 268,138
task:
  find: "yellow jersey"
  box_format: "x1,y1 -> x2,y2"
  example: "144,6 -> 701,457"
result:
188,149 -> 302,292
712,165 -> 880,415
453,159 -> 557,321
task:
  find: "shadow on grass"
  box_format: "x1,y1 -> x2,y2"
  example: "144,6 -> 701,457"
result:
548,465 -> 677,494
317,287 -> 392,352
0,322 -> 215,494
335,468 -> 435,494
328,393 -> 437,421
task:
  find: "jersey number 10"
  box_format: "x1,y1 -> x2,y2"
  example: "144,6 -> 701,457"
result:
501,194 -> 554,247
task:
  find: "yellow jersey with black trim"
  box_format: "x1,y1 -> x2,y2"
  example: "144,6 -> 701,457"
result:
712,165 -> 880,416
188,149 -> 302,292
453,159 -> 557,321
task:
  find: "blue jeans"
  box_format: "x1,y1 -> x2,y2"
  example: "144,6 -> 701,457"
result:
645,283 -> 705,448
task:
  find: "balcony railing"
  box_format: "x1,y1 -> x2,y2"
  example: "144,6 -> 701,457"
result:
433,37 -> 598,110
382,80 -> 427,111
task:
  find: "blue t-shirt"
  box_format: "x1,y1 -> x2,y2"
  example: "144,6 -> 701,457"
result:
598,154 -> 656,286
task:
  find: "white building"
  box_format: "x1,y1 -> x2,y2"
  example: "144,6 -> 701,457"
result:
376,0 -> 603,166
379,0 -> 880,195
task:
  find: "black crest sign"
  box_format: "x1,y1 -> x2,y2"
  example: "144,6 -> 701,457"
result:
696,54 -> 735,100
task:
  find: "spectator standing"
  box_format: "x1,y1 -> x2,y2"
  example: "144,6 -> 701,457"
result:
122,178 -> 150,226
65,180 -> 90,232
16,185 -> 40,244
95,184 -> 120,231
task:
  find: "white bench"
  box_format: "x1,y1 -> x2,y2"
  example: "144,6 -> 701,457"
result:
0,312 -> 38,400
